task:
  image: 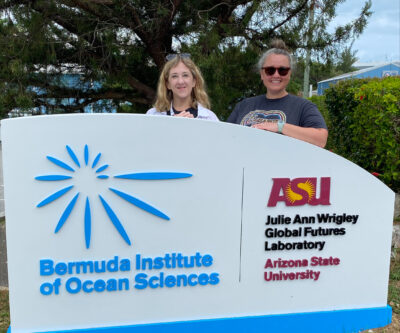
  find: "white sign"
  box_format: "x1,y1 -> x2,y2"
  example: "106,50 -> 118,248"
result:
2,114 -> 394,332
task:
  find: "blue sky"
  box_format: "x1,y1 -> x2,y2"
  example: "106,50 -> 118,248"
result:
331,0 -> 399,63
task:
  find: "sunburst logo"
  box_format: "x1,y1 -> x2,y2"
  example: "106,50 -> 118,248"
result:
285,180 -> 315,204
35,145 -> 192,249
268,177 -> 331,207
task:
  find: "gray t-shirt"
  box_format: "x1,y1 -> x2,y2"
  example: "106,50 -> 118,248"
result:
227,94 -> 327,129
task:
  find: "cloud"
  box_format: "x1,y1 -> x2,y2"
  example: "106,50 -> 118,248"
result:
329,0 -> 399,62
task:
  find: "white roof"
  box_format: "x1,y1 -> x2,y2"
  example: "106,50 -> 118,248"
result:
354,62 -> 386,69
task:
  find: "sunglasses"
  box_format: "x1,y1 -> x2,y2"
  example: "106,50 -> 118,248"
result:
262,66 -> 291,76
166,53 -> 191,61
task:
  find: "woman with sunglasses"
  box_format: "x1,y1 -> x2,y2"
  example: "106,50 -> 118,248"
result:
227,40 -> 328,147
147,54 -> 218,121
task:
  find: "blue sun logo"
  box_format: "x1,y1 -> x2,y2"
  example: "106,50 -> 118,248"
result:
35,145 -> 192,249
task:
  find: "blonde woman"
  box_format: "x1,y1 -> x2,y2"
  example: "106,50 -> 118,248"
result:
147,54 -> 218,121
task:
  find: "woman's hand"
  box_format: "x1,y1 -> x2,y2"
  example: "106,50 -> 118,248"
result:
252,122 -> 278,132
174,111 -> 194,118
253,121 -> 328,148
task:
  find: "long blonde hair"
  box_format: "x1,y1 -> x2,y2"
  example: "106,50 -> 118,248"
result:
154,55 -> 210,112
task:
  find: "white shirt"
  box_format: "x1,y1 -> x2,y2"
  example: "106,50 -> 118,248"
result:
146,103 -> 219,121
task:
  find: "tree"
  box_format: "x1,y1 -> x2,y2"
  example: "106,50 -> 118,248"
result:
0,0 -> 372,119
335,44 -> 358,74
289,41 -> 359,96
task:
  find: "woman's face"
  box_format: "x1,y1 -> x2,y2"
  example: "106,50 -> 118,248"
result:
167,61 -> 196,102
260,54 -> 291,98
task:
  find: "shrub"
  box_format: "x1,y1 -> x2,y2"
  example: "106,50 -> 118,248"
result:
308,95 -> 332,149
324,78 -> 371,157
324,77 -> 400,192
352,77 -> 400,191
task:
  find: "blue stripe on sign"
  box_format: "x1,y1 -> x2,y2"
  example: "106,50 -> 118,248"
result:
13,305 -> 391,333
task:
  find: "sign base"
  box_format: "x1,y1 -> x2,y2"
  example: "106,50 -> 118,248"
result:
8,306 -> 392,333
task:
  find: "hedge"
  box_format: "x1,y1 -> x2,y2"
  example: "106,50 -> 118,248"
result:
322,77 -> 400,192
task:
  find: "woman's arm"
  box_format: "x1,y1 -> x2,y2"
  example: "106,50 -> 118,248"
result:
252,122 -> 328,148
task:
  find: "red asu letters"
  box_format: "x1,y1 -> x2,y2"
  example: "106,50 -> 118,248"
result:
267,177 -> 331,207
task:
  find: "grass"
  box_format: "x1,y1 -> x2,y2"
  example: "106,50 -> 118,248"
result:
0,216 -> 8,333
389,248 -> 400,313
0,289 -> 9,333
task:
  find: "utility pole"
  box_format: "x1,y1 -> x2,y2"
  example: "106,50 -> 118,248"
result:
303,0 -> 315,98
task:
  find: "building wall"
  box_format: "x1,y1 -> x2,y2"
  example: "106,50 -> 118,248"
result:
317,63 -> 400,95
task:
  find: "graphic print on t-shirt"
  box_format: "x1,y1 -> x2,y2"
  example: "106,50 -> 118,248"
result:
240,110 -> 286,127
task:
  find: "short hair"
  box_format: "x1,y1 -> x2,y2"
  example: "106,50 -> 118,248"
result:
154,56 -> 210,112
257,39 -> 296,71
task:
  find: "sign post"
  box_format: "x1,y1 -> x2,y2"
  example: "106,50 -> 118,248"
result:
2,114 -> 394,332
